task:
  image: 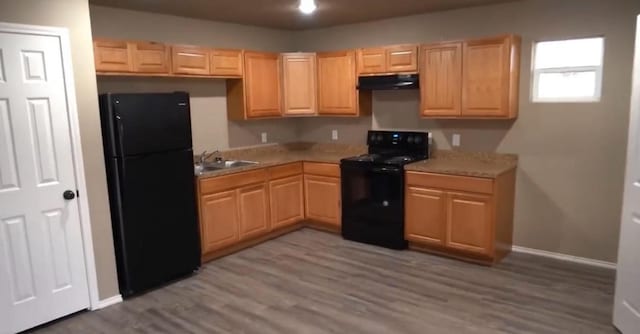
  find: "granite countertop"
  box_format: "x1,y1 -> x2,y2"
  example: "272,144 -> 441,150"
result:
196,143 -> 518,180
405,150 -> 518,178
196,142 -> 366,179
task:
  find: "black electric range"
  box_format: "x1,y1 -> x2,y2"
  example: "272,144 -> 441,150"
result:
341,130 -> 430,249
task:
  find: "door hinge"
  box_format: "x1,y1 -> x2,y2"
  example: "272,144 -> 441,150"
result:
76,190 -> 80,198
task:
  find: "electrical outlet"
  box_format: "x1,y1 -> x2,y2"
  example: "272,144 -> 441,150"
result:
261,132 -> 268,143
332,130 -> 338,141
452,134 -> 461,147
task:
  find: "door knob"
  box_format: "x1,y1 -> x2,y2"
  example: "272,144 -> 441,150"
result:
63,190 -> 76,200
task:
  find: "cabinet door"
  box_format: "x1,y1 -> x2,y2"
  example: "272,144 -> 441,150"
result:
238,184 -> 270,240
282,53 -> 317,116
317,51 -> 357,115
304,175 -> 341,226
357,48 -> 386,75
131,41 -> 170,73
210,49 -> 243,77
462,36 -> 512,117
94,39 -> 132,72
244,51 -> 282,118
270,175 -> 305,229
420,43 -> 462,117
405,187 -> 446,246
387,45 -> 418,73
172,45 -> 210,75
446,192 -> 492,255
200,190 -> 239,253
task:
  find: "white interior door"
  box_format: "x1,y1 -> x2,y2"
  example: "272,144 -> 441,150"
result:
613,15 -> 640,334
0,28 -> 90,333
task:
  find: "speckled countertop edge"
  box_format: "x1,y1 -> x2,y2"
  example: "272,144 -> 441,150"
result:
195,144 -> 518,180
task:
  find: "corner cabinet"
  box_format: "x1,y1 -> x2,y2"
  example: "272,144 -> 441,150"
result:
317,51 -> 372,116
281,53 -> 317,116
420,35 -> 521,119
227,51 -> 282,120
405,170 -> 516,264
269,163 -> 305,229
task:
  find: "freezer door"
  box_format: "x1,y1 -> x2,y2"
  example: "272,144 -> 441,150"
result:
113,149 -> 200,296
102,92 -> 193,157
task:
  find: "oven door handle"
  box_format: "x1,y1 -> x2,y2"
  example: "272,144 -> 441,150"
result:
371,166 -> 402,174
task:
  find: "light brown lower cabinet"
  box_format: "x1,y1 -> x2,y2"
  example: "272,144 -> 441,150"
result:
270,175 -> 305,229
200,190 -> 240,254
238,183 -> 270,240
303,162 -> 341,228
405,170 -> 516,264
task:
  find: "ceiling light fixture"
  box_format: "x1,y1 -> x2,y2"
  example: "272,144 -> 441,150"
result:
298,0 -> 317,15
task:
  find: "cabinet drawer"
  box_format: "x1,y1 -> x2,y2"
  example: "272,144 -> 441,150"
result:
269,162 -> 303,179
200,169 -> 268,194
303,162 -> 340,178
406,172 -> 494,194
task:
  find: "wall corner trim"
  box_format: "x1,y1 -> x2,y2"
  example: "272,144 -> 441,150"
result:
512,246 -> 617,270
92,295 -> 123,311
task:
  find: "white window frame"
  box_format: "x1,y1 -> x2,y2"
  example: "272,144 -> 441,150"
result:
531,37 -> 605,103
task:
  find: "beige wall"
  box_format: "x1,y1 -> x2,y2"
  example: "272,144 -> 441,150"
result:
90,6 -> 300,150
0,0 -> 119,298
292,0 -> 640,262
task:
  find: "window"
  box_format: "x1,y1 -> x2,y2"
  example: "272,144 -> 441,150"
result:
531,37 -> 604,102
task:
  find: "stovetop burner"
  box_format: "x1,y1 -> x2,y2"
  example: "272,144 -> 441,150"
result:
341,131 -> 430,167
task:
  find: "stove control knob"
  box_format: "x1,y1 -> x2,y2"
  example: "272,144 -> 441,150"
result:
377,134 -> 384,142
407,136 -> 414,144
414,136 -> 423,144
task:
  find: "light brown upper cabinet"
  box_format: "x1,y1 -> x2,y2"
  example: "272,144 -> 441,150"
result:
171,45 -> 211,76
357,44 -> 418,76
462,35 -> 520,118
94,39 -> 132,73
281,53 -> 317,116
227,51 -> 282,120
131,41 -> 170,74
317,51 -> 372,116
420,35 -> 520,119
210,49 -> 243,77
357,48 -> 386,75
420,42 -> 462,117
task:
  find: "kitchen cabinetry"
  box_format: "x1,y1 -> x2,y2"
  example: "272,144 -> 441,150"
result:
172,45 -> 211,76
131,41 -> 170,73
420,35 -> 520,119
405,170 -> 516,264
200,190 -> 240,254
198,169 -> 270,258
420,42 -> 462,117
303,163 -> 341,228
269,163 -> 305,229
281,53 -> 317,116
227,51 -> 282,120
210,49 -> 243,77
357,44 -> 418,75
317,51 -> 372,116
94,39 -> 132,73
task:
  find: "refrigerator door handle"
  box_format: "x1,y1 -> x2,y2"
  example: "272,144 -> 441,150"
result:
116,115 -> 125,157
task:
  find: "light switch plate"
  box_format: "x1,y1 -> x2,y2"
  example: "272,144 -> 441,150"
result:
332,130 -> 338,141
452,134 -> 461,147
261,132 -> 268,143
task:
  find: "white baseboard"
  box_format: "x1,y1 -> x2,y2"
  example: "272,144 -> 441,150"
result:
93,294 -> 123,310
511,246 -> 616,270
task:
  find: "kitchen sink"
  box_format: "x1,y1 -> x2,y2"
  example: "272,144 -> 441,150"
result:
195,160 -> 259,174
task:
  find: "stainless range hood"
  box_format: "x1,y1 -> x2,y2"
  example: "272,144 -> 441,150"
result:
357,74 -> 419,90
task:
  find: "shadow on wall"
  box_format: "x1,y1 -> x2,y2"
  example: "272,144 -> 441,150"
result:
372,90 -> 515,152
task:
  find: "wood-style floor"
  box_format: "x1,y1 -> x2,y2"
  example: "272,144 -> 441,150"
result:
30,229 -> 616,334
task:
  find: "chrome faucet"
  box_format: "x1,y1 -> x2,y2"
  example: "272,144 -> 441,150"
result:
199,150 -> 222,165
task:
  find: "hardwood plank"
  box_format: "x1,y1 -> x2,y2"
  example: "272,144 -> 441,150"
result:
30,229 -> 617,334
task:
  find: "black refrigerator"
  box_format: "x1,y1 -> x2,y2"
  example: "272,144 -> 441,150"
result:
99,92 -> 200,297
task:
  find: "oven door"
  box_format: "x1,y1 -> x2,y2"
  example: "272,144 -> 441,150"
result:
340,162 -> 407,249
